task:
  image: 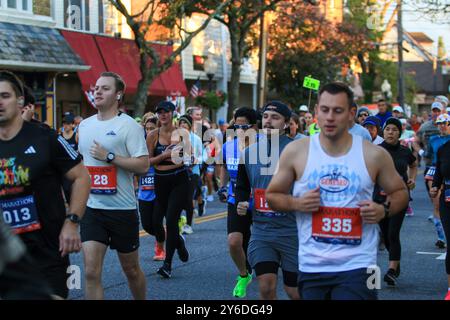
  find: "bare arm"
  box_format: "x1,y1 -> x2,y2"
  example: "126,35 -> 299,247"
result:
146,129 -> 172,166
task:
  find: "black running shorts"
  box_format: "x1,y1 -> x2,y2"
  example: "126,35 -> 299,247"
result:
80,207 -> 140,254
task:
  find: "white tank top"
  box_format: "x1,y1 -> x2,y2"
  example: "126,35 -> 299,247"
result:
292,134 -> 378,273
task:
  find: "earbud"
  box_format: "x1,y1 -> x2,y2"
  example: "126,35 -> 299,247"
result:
18,98 -> 24,106
116,94 -> 122,100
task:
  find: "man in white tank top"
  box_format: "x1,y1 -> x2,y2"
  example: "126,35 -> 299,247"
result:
266,82 -> 409,300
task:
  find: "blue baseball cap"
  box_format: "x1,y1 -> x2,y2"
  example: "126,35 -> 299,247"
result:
362,116 -> 381,128
218,119 -> 225,126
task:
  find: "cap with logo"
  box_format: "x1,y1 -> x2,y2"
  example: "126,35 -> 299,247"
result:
436,113 -> 450,124
263,100 -> 292,119
63,112 -> 75,124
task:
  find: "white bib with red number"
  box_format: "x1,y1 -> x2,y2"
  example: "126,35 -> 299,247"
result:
312,206 -> 362,245
87,166 -> 117,195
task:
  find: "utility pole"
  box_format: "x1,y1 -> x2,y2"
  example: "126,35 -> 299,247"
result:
397,0 -> 405,107
257,5 -> 269,108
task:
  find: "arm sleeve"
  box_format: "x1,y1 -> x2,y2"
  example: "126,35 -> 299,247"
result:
126,122 -> 149,158
235,163 -> 251,204
50,130 -> 82,175
432,147 -> 443,188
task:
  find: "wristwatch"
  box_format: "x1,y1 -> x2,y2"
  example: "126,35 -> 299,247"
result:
66,214 -> 81,224
383,202 -> 391,219
106,152 -> 115,163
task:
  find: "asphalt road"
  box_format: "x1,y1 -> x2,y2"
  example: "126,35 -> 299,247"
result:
68,171 -> 448,300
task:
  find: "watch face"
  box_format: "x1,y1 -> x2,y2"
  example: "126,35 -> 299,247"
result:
108,153 -> 114,161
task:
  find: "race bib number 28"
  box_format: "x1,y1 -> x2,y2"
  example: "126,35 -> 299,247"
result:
87,166 -> 117,195
312,206 -> 362,245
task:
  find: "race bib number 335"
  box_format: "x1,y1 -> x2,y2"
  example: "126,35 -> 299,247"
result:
312,206 -> 362,245
87,166 -> 117,195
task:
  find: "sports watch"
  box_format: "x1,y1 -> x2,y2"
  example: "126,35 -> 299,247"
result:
106,152 -> 115,163
65,214 -> 81,224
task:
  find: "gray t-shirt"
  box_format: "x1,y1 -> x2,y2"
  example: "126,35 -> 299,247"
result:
418,120 -> 440,166
242,134 -> 299,240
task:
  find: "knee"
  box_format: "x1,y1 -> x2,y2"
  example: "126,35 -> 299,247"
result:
122,264 -> 142,280
85,264 -> 102,283
259,281 -> 277,299
228,234 -> 243,251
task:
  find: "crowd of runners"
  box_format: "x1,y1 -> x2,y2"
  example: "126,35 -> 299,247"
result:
1,70 -> 450,300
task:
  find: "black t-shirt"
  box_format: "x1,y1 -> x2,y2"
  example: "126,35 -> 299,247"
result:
433,140 -> 450,189
0,121 -> 81,249
380,141 -> 416,183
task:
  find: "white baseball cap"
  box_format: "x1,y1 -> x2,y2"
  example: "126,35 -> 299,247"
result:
435,95 -> 449,107
299,105 -> 309,112
392,106 -> 404,113
431,101 -> 444,111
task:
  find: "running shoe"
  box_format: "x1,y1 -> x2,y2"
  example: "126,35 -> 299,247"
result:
153,243 -> 166,261
405,206 -> 414,217
436,240 -> 447,249
428,215 -> 434,222
182,224 -> 194,235
157,263 -> 171,279
445,291 -> 450,300
177,235 -> 189,262
178,215 -> 187,234
207,194 -> 214,202
232,273 -> 252,298
384,269 -> 397,286
201,186 -> 208,200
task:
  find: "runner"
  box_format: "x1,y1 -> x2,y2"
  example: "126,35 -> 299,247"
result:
138,114 -> 165,261
60,113 -> 79,204
349,103 -> 372,142
430,139 -> 450,300
425,114 -> 450,248
0,70 -> 91,298
147,101 -> 190,278
375,99 -> 392,127
78,72 -> 149,299
362,116 -> 384,144
235,101 -> 300,300
375,117 -> 417,286
217,107 -> 258,298
265,82 -> 409,300
288,113 -> 306,139
356,106 -> 370,125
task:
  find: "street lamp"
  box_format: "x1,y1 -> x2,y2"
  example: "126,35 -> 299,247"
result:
204,54 -> 218,91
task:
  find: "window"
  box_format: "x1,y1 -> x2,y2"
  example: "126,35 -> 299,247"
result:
64,0 -> 90,31
99,0 -> 131,37
0,0 -> 33,12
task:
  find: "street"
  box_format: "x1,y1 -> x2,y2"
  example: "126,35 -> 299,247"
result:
68,171 -> 448,300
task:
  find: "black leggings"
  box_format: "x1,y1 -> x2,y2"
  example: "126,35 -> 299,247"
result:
440,194 -> 450,275
154,168 -> 190,266
379,209 -> 406,261
185,174 -> 200,226
139,200 -> 165,243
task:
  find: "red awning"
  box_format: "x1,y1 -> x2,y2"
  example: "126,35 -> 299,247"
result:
60,30 -> 106,91
61,30 -> 188,96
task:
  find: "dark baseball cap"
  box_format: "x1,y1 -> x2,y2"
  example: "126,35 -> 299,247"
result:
63,112 -> 75,124
362,116 -> 380,128
155,101 -> 176,113
262,100 -> 292,119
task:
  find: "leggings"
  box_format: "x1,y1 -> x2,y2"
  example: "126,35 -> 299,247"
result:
138,200 -> 165,243
379,209 -> 406,261
154,168 -> 190,266
185,173 -> 200,226
440,194 -> 450,275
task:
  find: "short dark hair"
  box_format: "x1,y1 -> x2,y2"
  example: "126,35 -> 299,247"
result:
234,107 -> 257,125
377,99 -> 386,103
318,82 -> 354,108
100,72 -> 126,93
23,85 -> 35,106
0,70 -> 24,97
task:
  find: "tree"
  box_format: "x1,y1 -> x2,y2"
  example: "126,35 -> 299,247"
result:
266,0 -> 372,107
190,0 -> 283,120
109,0 -> 230,116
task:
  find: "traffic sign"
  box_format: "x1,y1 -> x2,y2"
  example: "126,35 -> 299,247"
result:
303,76 -> 320,91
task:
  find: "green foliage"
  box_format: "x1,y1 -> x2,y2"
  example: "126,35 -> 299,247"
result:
195,90 -> 228,110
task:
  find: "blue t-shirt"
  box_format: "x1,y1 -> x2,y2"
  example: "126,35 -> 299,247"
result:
223,139 -> 240,205
138,166 -> 155,202
375,111 -> 393,127
349,123 -> 372,142
429,135 -> 450,165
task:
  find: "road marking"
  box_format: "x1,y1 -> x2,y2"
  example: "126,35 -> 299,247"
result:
417,251 -> 447,260
139,211 -> 227,237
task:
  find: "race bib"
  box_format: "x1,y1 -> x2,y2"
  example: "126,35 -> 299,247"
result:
0,195 -> 41,234
425,166 -> 436,181
253,188 -> 285,217
312,206 -> 362,245
140,175 -> 154,191
445,189 -> 450,203
87,166 -> 117,195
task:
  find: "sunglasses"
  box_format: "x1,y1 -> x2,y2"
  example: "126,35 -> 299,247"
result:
358,113 -> 369,117
234,124 -> 252,130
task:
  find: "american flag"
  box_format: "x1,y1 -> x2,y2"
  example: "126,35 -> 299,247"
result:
190,78 -> 201,98
84,85 -> 96,109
